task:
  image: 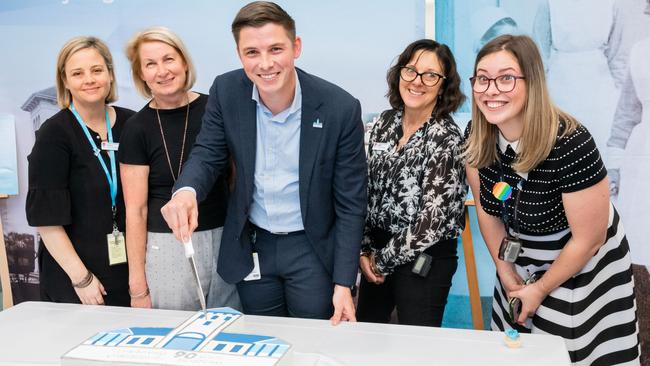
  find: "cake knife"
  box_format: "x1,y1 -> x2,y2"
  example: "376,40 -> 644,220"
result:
183,239 -> 208,319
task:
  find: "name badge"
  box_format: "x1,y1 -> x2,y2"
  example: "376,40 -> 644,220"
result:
372,142 -> 390,152
107,232 -> 127,265
243,252 -> 261,281
101,141 -> 119,151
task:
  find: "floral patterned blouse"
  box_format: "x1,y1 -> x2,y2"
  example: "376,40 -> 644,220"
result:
362,109 -> 467,274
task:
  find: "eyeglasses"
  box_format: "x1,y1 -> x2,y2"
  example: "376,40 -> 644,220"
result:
400,67 -> 446,87
470,74 -> 525,93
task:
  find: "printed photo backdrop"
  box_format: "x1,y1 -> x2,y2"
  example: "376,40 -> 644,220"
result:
0,0 -> 424,303
438,0 -> 650,334
0,114 -> 18,195
440,0 -> 650,267
2,1 -> 647,340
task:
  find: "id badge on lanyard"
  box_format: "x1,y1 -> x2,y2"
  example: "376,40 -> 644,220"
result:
70,104 -> 127,265
243,226 -> 261,281
107,208 -> 127,265
491,165 -> 525,263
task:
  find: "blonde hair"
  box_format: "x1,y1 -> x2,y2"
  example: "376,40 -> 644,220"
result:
125,26 -> 196,98
55,36 -> 117,108
464,34 -> 578,172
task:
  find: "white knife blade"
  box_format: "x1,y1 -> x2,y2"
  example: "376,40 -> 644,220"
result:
183,239 -> 207,319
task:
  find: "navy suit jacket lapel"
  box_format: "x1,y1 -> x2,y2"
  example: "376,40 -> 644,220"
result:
298,70 -> 324,219
237,76 -> 257,200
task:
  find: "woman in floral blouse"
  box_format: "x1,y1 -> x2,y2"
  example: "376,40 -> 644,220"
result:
356,39 -> 467,326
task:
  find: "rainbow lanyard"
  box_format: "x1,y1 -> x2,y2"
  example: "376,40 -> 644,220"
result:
496,161 -> 524,238
69,103 -> 118,213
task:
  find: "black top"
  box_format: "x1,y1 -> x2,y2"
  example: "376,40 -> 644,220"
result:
472,122 -> 607,236
26,106 -> 135,303
118,93 -> 228,233
362,109 -> 467,274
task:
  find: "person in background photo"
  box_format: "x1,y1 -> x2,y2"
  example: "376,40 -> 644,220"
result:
26,36 -> 135,306
465,34 -> 639,365
160,1 -> 367,324
472,6 -> 519,54
605,0 -> 650,269
356,39 -> 467,327
605,0 -> 650,89
533,0 -> 619,151
119,27 -> 239,310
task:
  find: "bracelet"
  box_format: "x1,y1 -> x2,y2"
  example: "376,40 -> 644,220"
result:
129,287 -> 150,299
71,270 -> 94,289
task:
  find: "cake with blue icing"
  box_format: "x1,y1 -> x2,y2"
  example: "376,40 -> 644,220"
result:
61,307 -> 291,366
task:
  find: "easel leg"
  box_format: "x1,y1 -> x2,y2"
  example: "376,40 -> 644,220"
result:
461,206 -> 483,330
0,215 -> 14,309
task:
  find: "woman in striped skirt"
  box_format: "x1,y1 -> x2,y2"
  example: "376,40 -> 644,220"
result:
464,34 -> 639,365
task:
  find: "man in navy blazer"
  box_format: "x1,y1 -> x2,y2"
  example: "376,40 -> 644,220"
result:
161,1 -> 367,324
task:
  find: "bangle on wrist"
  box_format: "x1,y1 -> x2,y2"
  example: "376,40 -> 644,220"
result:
72,270 -> 94,289
129,287 -> 150,299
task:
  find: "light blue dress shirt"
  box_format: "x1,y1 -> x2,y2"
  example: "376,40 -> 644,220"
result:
248,74 -> 304,233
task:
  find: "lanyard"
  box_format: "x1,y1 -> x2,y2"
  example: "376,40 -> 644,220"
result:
497,161 -> 524,238
69,103 -> 118,210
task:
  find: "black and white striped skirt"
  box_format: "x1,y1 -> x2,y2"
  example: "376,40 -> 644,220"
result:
491,204 -> 640,365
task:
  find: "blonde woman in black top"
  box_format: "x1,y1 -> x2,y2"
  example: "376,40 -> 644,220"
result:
119,27 -> 239,310
356,39 -> 467,326
465,35 -> 639,365
26,36 -> 134,306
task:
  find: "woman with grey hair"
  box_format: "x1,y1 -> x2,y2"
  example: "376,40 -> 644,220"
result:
119,27 -> 239,310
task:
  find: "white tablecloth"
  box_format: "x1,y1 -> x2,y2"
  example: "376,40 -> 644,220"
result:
0,301 -> 570,365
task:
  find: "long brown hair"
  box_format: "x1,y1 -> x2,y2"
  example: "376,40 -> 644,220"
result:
464,34 -> 578,172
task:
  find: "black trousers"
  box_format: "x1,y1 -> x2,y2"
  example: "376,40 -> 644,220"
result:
356,239 -> 458,327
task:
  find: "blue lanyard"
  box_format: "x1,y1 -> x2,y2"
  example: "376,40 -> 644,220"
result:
69,103 -> 118,209
497,161 -> 524,237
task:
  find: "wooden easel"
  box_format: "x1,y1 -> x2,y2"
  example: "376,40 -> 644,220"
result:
0,194 -> 13,309
461,199 -> 484,330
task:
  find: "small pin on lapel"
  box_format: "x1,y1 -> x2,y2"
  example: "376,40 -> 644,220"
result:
312,118 -> 323,128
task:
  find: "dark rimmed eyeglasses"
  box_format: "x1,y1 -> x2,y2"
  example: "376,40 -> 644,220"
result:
400,66 -> 446,87
470,74 -> 525,93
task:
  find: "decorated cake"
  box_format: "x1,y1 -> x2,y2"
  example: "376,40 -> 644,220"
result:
61,308 -> 291,366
